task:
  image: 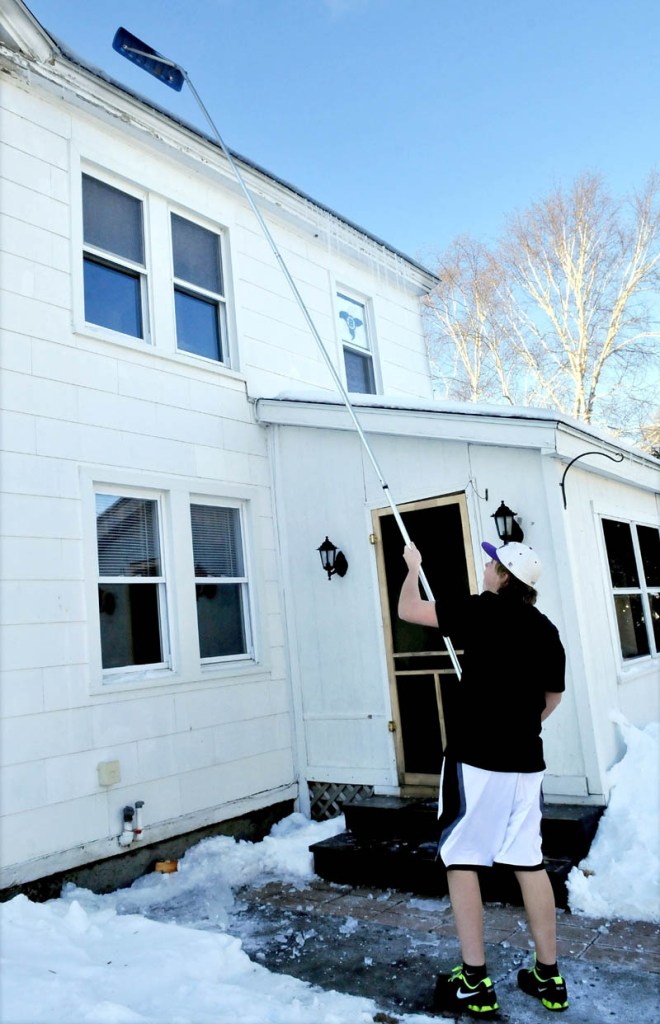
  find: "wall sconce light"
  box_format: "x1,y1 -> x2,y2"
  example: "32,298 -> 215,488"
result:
317,536 -> 349,580
491,500 -> 524,543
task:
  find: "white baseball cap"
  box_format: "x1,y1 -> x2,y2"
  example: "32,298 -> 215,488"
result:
481,541 -> 543,587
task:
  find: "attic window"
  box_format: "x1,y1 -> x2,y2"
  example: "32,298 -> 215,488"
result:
336,291 -> 377,394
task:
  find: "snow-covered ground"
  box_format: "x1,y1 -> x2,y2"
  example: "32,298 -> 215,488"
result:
1,717 -> 657,1024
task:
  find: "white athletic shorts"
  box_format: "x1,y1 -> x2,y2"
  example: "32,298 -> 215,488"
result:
437,759 -> 544,870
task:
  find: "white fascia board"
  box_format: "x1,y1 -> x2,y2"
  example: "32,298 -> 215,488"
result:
3,22 -> 436,293
255,394 -> 660,475
255,395 -> 560,452
0,0 -> 55,62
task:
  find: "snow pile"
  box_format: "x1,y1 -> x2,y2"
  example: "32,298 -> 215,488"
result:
0,813 -> 437,1024
567,715 -> 660,923
63,813 -> 343,931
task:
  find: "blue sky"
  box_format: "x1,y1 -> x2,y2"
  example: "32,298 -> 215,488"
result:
24,0 -> 660,265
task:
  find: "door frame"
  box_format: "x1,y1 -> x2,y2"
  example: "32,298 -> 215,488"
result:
371,492 -> 478,794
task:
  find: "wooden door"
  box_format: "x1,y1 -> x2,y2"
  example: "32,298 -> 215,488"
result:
372,494 -> 477,792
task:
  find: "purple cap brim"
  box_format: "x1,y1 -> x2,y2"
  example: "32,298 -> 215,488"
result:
481,541 -> 499,561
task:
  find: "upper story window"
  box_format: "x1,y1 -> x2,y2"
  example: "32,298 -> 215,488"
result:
602,518 -> 659,661
172,214 -> 227,362
336,291 -> 377,394
82,175 -> 146,339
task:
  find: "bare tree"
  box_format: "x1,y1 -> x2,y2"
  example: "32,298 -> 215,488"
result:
423,237 -> 514,404
425,173 -> 660,443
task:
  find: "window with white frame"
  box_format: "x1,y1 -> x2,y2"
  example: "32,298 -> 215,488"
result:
336,291 -> 376,394
601,518 -> 660,660
96,493 -> 169,671
171,214 -> 228,362
191,503 -> 251,659
82,175 -> 147,339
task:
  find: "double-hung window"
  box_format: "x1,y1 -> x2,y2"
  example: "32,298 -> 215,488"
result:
96,493 -> 169,672
82,175 -> 146,339
191,503 -> 251,660
601,518 -> 660,660
172,214 -> 227,363
336,291 -> 377,394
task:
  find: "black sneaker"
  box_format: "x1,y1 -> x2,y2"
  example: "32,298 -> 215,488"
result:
432,965 -> 499,1017
517,964 -> 569,1011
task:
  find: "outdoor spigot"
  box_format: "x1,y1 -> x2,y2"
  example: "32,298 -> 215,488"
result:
118,805 -> 135,847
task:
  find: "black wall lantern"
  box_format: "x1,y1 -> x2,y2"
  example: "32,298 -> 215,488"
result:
491,500 -> 524,543
317,537 -> 349,580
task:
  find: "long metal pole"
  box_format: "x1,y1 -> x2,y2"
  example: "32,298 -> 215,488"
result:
121,45 -> 461,679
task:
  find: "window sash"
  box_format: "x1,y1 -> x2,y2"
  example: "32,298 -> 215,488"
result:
344,346 -> 376,394
82,175 -> 147,339
96,493 -> 170,675
602,517 -> 659,661
190,503 -> 251,661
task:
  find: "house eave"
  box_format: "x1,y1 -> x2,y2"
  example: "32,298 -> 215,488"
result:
3,2 -> 438,290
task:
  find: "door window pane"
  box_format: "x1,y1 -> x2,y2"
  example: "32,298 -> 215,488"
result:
396,674 -> 443,775
172,214 -> 222,293
602,519 -> 639,587
614,595 -> 650,659
84,258 -> 143,338
174,289 -> 222,360
83,175 -> 144,263
344,348 -> 375,394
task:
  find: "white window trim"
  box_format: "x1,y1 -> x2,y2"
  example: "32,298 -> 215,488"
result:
597,510 -> 660,673
81,468 -> 267,695
168,207 -> 231,368
79,169 -> 152,346
190,496 -> 255,667
71,155 -> 241,376
334,284 -> 381,395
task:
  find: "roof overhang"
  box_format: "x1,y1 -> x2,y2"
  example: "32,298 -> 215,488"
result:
255,392 -> 660,493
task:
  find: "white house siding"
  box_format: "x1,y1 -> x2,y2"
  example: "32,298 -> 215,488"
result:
258,398 -> 659,806
0,3 -> 439,888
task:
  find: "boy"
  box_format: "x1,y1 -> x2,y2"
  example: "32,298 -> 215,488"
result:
398,540 -> 568,1015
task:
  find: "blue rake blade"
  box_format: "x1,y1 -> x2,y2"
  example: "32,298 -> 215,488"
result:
112,27 -> 184,91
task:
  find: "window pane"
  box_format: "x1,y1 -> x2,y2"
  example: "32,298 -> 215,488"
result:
602,519 -> 639,587
191,505 -> 244,577
175,289 -> 222,360
337,293 -> 368,350
84,258 -> 143,338
96,495 -> 161,577
614,594 -> 650,659
637,525 -> 660,586
171,214 -> 222,293
651,594 -> 660,652
83,175 -> 144,263
196,583 -> 247,658
344,347 -> 376,394
396,674 -> 443,775
98,583 -> 163,668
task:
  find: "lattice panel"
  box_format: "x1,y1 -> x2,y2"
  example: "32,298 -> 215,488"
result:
308,781 -> 374,821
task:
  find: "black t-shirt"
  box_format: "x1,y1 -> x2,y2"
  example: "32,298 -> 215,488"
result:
435,592 -> 565,773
